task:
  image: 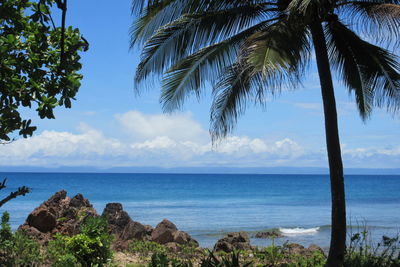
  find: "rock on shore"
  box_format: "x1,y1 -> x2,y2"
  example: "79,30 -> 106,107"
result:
17,190 -> 324,256
254,230 -> 283,239
214,231 -> 252,252
18,191 -> 199,250
151,219 -> 199,247
19,190 -> 97,244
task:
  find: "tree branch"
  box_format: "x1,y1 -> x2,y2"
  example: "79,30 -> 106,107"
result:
0,179 -> 31,208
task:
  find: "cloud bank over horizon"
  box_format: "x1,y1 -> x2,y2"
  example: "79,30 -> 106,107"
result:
1,110 -> 399,169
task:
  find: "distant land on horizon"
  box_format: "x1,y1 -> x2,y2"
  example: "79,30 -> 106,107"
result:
0,166 -> 399,175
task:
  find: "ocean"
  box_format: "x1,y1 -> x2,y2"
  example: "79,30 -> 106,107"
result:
0,172 -> 399,250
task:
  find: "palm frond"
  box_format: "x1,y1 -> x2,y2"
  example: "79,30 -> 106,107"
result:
131,0 -> 275,46
244,20 -> 311,93
326,19 -> 400,117
131,0 -> 183,46
135,5 -> 275,84
210,21 -> 311,141
160,20 -> 275,111
210,64 -> 260,141
337,1 -> 400,47
287,0 -> 320,14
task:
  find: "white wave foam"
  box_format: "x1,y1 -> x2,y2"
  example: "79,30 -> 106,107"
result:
279,227 -> 320,235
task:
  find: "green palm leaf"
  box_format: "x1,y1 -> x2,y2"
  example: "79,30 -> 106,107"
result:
135,5 -> 274,84
210,64 -> 258,141
327,19 -> 400,117
211,21 -> 310,140
244,20 -> 311,89
160,20 -> 275,111
131,0 -> 274,45
338,1 -> 400,47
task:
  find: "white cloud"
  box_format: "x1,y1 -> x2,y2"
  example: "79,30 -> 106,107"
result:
115,111 -> 207,142
0,110 -> 398,168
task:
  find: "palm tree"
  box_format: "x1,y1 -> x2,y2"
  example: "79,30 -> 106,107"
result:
131,1 -> 400,266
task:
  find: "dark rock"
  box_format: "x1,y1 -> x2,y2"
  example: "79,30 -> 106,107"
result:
254,230 -> 282,239
173,230 -> 199,247
27,207 -> 57,233
214,231 -> 252,252
284,243 -> 326,257
286,243 -> 305,254
47,190 -> 67,204
102,203 -> 132,233
151,219 -> 198,248
151,219 -> 178,244
121,221 -> 147,240
102,202 -> 150,250
69,193 -> 92,208
144,225 -> 154,236
18,190 -> 97,244
165,242 -> 182,253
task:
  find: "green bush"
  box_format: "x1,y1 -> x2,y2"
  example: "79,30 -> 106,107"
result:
146,252 -> 193,267
178,243 -> 201,259
254,240 -> 285,265
148,252 -> 170,267
200,250 -> 251,267
128,240 -> 167,258
344,231 -> 400,267
0,211 -> 43,266
47,216 -> 113,267
284,251 -> 326,267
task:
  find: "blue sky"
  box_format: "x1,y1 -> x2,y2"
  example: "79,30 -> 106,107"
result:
1,0 -> 399,169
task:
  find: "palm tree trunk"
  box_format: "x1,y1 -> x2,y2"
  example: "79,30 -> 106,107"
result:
310,20 -> 346,267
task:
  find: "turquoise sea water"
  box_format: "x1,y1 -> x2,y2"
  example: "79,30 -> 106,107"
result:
0,172 -> 399,249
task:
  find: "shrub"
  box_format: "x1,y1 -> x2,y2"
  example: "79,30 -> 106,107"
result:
254,239 -> 287,266
285,251 -> 326,267
344,231 -> 400,267
147,252 -> 193,267
128,240 -> 167,258
0,211 -> 43,266
47,216 -> 113,267
200,250 -> 252,267
148,252 -> 170,267
178,243 -> 201,259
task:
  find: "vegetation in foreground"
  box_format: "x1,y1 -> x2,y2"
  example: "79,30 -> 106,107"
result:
1,212 -> 400,267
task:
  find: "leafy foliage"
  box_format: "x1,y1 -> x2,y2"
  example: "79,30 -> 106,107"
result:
47,216 -> 113,267
129,240 -> 168,258
0,0 -> 87,141
146,252 -> 194,267
344,231 -> 400,267
0,212 -> 44,266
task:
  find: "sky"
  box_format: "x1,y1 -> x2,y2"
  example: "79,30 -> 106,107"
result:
1,0 -> 400,170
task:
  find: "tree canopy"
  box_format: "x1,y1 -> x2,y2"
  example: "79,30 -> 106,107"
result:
0,0 -> 88,142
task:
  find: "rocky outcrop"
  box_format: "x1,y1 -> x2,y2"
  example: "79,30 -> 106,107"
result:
213,231 -> 252,252
19,190 -> 97,244
102,203 -> 150,250
151,219 -> 199,247
285,243 -> 325,257
254,230 -> 283,239
18,192 -> 199,250
151,219 -> 177,244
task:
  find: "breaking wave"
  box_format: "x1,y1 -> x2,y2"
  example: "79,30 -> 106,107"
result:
279,227 -> 320,235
